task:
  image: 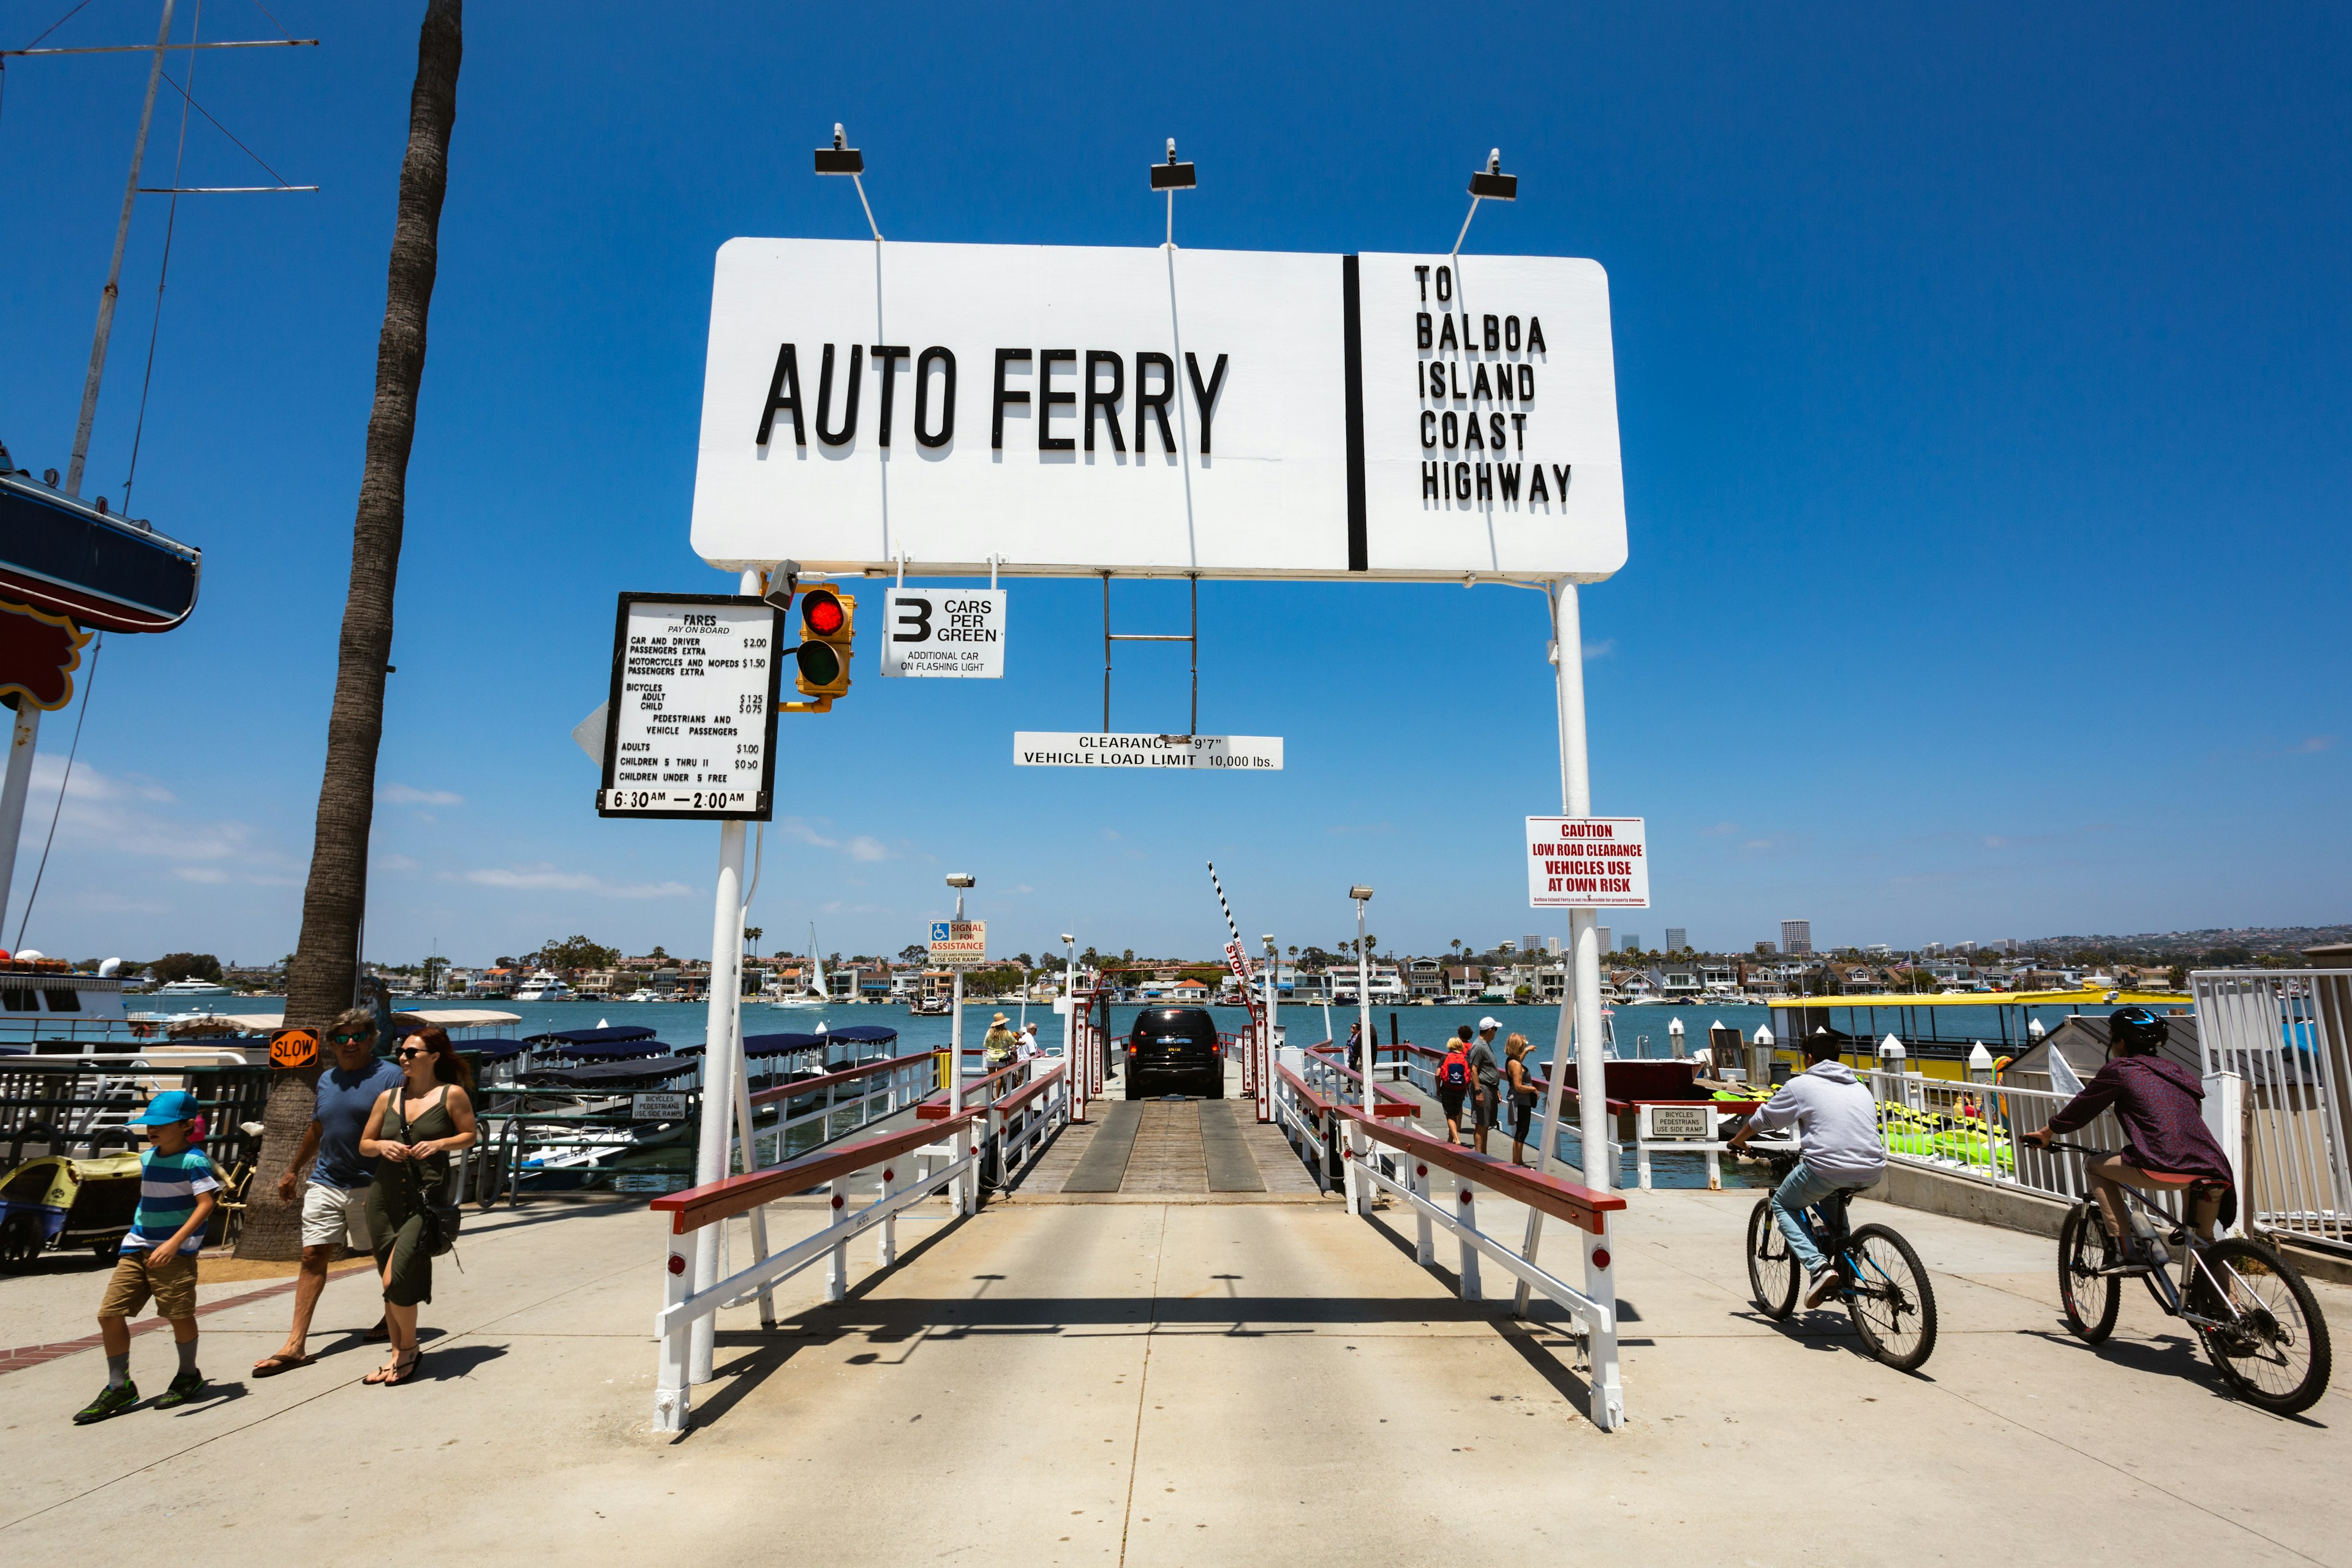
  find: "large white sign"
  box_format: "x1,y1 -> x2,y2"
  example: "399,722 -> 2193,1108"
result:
690,239 -> 1624,584
1526,815 -> 1649,908
597,595 -> 781,820
878,587 -> 1006,678
1013,732 -> 1283,771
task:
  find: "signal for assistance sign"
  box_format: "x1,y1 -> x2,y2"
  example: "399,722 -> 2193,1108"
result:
1526,816 -> 1648,908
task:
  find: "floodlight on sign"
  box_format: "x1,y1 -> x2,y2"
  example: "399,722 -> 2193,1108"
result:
1468,148 -> 1517,201
1150,138 -> 1197,190
814,124 -> 863,175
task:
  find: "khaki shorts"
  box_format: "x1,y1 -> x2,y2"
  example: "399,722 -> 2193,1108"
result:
301,1182 -> 377,1251
99,1250 -> 199,1321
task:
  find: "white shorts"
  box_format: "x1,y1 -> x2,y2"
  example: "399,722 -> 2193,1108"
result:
301,1182 -> 377,1252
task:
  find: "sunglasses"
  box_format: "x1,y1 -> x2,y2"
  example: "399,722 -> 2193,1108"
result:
330,1032 -> 372,1045
396,1046 -> 429,1060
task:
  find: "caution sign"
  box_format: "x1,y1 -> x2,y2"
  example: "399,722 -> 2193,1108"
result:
1526,815 -> 1649,909
270,1028 -> 320,1069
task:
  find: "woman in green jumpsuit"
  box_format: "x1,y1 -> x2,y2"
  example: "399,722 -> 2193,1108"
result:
360,1027 -> 477,1385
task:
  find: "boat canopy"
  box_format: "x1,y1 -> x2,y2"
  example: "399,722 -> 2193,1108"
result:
531,1024 -> 658,1046
721,1024 -> 901,1057
396,1008 -> 523,1030
0,471 -> 201,633
521,1055 -> 697,1087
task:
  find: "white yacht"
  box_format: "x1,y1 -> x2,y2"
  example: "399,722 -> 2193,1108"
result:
154,977 -> 232,997
514,970 -> 573,1002
620,988 -> 661,1003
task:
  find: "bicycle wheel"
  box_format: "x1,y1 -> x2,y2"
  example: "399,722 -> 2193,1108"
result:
2058,1202 -> 2120,1344
1747,1197 -> 1798,1320
2195,1238 -> 2333,1416
1845,1223 -> 1939,1371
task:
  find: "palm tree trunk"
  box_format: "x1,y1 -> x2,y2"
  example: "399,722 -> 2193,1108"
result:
239,1 -> 462,1260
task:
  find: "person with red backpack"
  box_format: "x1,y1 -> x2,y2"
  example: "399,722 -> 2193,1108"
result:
1436,1025 -> 1475,1145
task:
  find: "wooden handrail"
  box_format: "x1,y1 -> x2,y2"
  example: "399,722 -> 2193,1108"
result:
650,1109 -> 980,1235
747,1048 -> 938,1110
1336,1105 -> 1627,1234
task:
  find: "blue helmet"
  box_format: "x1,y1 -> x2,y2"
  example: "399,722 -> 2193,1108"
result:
2109,1005 -> 2168,1056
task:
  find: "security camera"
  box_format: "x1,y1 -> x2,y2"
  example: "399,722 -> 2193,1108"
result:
1349,885 -> 1374,902
1060,933 -> 1076,944
946,873 -> 976,888
761,560 -> 799,612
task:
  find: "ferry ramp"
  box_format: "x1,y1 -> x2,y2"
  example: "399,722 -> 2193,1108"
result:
2,1055 -> 2348,1567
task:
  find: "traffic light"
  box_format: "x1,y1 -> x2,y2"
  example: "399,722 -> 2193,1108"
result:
791,586 -> 854,709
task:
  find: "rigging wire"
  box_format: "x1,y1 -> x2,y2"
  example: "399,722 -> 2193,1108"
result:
20,0 -> 94,50
154,59 -> 295,186
247,0 -> 291,40
13,633 -> 104,950
123,0 -> 202,510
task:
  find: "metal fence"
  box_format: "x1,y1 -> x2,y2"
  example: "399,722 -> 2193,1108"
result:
0,1056 -> 265,1169
1858,1068 -> 2177,1218
2193,969 -> 2351,1251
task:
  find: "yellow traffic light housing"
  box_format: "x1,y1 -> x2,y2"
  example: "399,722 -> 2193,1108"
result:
786,587 -> 854,711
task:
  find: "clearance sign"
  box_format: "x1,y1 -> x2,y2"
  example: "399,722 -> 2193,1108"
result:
1526,816 -> 1648,909
690,239 -> 1626,584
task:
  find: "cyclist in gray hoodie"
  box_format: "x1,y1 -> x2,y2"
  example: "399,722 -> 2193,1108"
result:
1730,1035 -> 1888,1307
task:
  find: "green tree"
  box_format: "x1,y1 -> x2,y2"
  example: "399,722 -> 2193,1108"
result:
150,952 -> 224,985
535,935 -> 619,973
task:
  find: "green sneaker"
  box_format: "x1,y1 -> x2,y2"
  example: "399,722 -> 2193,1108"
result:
153,1371 -> 206,1409
73,1381 -> 140,1425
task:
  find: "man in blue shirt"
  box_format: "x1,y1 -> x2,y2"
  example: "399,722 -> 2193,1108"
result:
252,1007 -> 406,1376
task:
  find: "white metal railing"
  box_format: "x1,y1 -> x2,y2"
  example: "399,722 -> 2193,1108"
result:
2194,970 -> 2352,1250
1860,1068 -> 2186,1224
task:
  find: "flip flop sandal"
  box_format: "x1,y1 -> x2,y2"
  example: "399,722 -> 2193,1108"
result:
252,1353 -> 316,1378
362,1357 -> 402,1385
383,1349 -> 423,1387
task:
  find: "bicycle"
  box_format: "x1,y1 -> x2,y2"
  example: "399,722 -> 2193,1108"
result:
1744,1149 -> 1939,1371
2045,1140 -> 2332,1416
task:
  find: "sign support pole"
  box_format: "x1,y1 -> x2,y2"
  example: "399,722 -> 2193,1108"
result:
0,703 -> 41,935
1520,590 -> 1610,1231
688,816 -> 747,1384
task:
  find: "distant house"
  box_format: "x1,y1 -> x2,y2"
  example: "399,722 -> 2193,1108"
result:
1659,967 -> 1702,999
1408,957 -> 1444,998
1169,980 -> 1211,1003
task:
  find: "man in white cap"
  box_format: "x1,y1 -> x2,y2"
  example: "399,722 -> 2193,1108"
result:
1469,1017 -> 1506,1155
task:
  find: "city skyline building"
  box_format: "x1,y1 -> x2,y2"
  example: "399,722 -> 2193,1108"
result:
1782,919 -> 1814,956
1666,927 -> 1688,951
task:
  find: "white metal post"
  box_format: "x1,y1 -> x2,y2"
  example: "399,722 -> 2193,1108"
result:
0,703 -> 41,934
1063,937 -> 1080,1118
878,1159 -> 901,1265
1355,898 -> 1374,1215
1521,581 -> 1611,1314
1413,1159 -> 1435,1264
825,1178 -> 849,1300
654,1246 -> 694,1433
1584,1222 -> 1624,1429
1262,937 -> 1280,1124
1457,1183 -> 1482,1298
689,818 -> 747,1384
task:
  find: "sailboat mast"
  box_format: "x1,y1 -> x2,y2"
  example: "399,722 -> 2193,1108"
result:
67,0 -> 178,498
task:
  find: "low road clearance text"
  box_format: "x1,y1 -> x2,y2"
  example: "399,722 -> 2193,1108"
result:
1013,732 -> 1283,771
1526,815 -> 1649,909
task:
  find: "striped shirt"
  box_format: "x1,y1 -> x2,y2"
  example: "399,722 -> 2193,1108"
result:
121,1145 -> 221,1256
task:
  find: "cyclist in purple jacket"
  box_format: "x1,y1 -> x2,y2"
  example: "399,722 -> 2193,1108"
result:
2023,1007 -> 2234,1273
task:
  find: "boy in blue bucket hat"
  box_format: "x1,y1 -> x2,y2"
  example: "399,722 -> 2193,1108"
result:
74,1088 -> 219,1424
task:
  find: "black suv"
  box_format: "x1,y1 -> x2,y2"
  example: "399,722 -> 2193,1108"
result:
1123,1006 -> 1224,1099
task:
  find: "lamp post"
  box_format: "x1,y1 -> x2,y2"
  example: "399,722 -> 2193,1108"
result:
945,874 -> 974,1113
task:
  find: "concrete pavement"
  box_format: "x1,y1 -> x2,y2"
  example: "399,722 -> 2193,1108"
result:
1,1126 -> 2345,1567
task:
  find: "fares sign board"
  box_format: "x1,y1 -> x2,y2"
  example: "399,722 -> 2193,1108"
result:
1526,816 -> 1649,909
690,239 -> 1624,584
598,594 -> 782,820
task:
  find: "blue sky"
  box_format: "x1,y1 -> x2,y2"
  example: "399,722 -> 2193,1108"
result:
1,1 -> 2345,968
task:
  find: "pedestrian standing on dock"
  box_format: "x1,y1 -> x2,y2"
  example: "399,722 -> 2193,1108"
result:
982,1012 -> 1022,1086
1504,1035 -> 1540,1166
1437,1027 -> 1474,1145
73,1090 -> 219,1424
358,1027 -> 477,1386
1469,1018 -> 1505,1155
254,1007 -> 402,1378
